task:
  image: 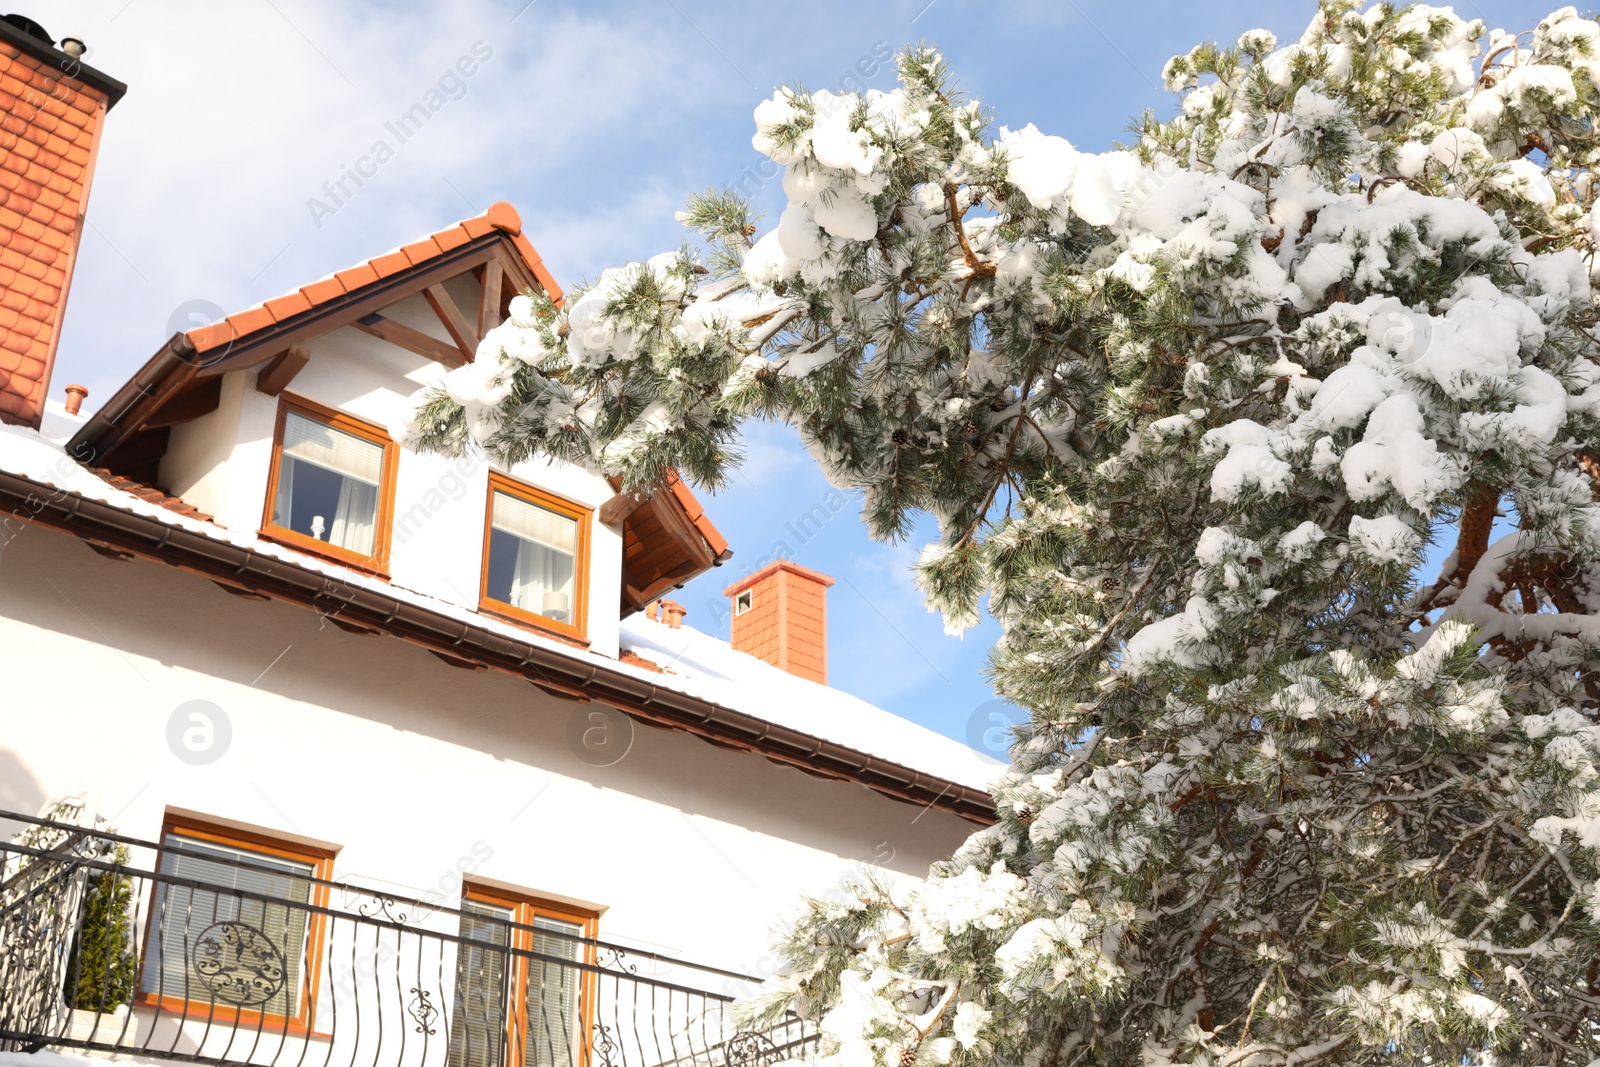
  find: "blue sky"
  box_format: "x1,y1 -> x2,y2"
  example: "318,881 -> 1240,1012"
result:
46,0 -> 1535,749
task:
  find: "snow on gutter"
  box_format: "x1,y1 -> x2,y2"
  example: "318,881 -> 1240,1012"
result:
0,455 -> 996,825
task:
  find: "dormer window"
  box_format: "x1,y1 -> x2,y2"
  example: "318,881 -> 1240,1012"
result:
481,473 -> 589,642
263,396 -> 396,572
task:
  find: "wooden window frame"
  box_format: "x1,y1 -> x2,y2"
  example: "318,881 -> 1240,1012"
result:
459,882 -> 600,1067
260,393 -> 399,576
136,813 -> 339,1037
479,472 -> 591,645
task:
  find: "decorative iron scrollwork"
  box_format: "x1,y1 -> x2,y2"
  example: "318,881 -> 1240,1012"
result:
192,921 -> 288,1006
408,987 -> 438,1034
592,1022 -> 619,1067
597,946 -> 637,974
726,1031 -> 782,1067
357,894 -> 410,924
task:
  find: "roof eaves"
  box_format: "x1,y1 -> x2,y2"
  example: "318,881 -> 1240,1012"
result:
0,462 -> 993,825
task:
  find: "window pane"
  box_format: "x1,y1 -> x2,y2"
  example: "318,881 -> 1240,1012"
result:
139,835 -> 315,1017
448,902 -> 513,1067
273,412 -> 383,556
524,917 -> 583,1067
487,492 -> 577,621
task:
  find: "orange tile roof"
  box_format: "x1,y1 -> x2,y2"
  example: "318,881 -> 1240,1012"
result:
90,468 -> 214,522
0,39 -> 115,427
184,201 -> 564,355
666,470 -> 729,560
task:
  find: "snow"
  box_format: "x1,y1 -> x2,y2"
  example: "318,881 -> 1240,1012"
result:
0,423 -> 998,797
1121,596 -> 1217,676
777,201 -> 826,260
996,123 -> 1078,211
1337,394 -> 1460,510
1200,420 -> 1293,501
809,90 -> 884,176
812,188 -> 879,241
0,1051 -> 164,1067
616,614 -> 1002,791
1347,514 -> 1421,565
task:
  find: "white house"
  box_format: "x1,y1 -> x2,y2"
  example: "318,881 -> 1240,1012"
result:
0,17 -> 998,1067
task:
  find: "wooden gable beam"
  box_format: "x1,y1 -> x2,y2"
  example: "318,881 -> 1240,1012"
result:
187,241 -> 502,383
623,559 -> 705,612
494,244 -> 541,301
145,377 -> 223,429
643,491 -> 717,572
256,345 -> 310,396
353,313 -> 467,368
196,343 -> 290,379
424,283 -> 479,361
477,258 -> 503,340
599,491 -> 648,528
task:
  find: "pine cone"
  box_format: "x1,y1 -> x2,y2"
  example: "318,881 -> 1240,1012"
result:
899,1049 -> 919,1067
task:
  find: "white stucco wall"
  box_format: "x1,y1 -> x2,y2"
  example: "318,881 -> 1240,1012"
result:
159,294 -> 623,658
0,523 -> 974,977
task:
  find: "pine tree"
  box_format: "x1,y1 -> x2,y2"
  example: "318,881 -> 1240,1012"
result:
405,4 -> 1600,1061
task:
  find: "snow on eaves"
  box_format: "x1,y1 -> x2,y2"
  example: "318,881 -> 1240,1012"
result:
619,617 -> 1003,792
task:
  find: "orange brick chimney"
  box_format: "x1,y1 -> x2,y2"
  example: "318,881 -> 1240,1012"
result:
0,15 -> 125,428
723,560 -> 834,684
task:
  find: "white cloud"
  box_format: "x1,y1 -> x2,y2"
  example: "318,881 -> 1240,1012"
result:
46,0 -> 718,398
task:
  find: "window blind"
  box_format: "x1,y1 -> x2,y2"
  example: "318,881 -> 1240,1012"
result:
282,412 -> 384,485
138,834 -> 315,1018
492,493 -> 577,554
524,917 -> 582,1067
448,902 -> 513,1067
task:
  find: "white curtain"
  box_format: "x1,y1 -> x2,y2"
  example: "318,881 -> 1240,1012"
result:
280,412 -> 383,554
330,480 -> 378,555
493,493 -> 575,616
510,542 -> 573,615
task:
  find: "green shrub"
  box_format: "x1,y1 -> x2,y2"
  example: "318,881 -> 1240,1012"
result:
64,845 -> 136,1012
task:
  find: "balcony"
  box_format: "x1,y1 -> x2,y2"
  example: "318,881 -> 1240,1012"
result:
0,811 -> 815,1067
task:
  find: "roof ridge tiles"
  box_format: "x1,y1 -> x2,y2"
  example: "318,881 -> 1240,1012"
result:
185,201 -> 558,355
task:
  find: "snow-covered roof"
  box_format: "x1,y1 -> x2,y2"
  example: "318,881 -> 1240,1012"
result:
619,615 -> 1001,792
0,417 -> 1001,811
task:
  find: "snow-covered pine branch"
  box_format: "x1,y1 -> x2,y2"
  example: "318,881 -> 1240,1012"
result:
405,4 -> 1600,1062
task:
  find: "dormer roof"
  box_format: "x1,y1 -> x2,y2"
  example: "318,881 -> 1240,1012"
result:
69,201 -> 557,471
64,201 -> 730,613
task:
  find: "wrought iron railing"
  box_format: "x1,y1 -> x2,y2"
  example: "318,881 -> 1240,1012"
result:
0,811 -> 814,1067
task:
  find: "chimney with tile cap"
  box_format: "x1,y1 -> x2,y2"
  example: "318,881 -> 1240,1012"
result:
723,560 -> 834,685
0,15 -> 125,428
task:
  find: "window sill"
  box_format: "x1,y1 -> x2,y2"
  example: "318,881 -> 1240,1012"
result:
135,994 -> 331,1040
480,600 -> 589,648
259,527 -> 390,579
